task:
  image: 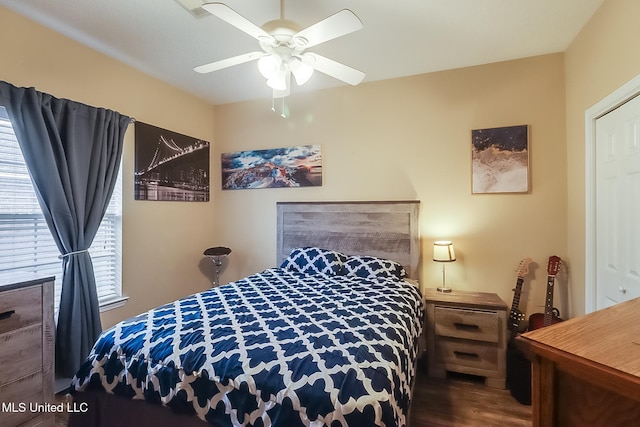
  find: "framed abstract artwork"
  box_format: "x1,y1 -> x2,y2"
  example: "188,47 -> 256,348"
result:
471,124 -> 529,194
221,145 -> 322,190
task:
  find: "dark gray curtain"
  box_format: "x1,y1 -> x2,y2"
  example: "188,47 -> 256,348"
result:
0,81 -> 130,377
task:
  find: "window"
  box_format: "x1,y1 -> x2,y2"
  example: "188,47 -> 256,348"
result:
0,105 -> 123,314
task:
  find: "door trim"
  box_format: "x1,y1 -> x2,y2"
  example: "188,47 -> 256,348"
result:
585,74 -> 640,313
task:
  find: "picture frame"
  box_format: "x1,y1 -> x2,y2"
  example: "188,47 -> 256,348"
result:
134,122 -> 210,201
471,124 -> 529,194
221,145 -> 322,190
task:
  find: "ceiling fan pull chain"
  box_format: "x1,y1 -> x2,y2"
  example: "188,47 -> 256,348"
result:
281,95 -> 286,118
269,90 -> 286,118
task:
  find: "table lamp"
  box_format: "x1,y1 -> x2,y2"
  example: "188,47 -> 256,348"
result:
433,241 -> 456,293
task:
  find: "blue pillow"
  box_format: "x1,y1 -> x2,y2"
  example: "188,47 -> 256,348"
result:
280,247 -> 347,276
344,255 -> 407,279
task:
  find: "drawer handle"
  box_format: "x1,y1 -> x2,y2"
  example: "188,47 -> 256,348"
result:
453,322 -> 480,331
454,350 -> 480,359
0,309 -> 16,320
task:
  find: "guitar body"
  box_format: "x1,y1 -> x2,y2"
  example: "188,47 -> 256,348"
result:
527,310 -> 563,331
527,256 -> 564,331
506,257 -> 534,404
507,342 -> 532,405
509,308 -> 528,333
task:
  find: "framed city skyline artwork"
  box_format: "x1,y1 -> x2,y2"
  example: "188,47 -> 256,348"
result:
134,122 -> 210,201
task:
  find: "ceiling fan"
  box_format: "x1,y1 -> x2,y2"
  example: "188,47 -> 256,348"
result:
194,1 -> 366,109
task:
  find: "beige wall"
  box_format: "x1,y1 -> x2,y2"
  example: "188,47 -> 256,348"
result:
565,0 -> 640,317
214,54 -> 568,317
0,6 -> 218,328
6,0 -> 635,327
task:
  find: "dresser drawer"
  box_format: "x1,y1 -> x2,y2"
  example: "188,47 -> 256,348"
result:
434,306 -> 500,343
0,371 -> 45,427
0,324 -> 43,385
0,285 -> 42,335
434,337 -> 499,373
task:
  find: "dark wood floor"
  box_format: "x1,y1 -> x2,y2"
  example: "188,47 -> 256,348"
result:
55,369 -> 531,427
410,369 -> 531,427
54,393 -> 71,427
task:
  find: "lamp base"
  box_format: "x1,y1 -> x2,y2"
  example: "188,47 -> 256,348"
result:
437,286 -> 452,293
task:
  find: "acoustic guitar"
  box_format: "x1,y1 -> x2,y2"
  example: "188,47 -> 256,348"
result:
508,257 -> 532,342
528,255 -> 563,330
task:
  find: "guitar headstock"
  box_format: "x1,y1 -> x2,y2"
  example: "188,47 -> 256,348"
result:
547,255 -> 562,276
516,257 -> 532,278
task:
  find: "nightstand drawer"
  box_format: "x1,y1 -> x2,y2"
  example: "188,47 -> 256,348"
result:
434,306 -> 500,343
435,337 -> 499,372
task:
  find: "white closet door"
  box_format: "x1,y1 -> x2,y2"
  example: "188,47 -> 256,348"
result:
596,94 -> 640,309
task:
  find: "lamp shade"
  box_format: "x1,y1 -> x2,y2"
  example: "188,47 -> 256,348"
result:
433,241 -> 456,262
203,246 -> 232,257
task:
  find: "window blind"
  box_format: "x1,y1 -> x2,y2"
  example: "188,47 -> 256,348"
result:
0,105 -> 122,314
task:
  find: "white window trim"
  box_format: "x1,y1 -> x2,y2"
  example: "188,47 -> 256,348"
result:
100,295 -> 129,312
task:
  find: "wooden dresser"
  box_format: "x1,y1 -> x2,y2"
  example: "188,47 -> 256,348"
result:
518,297 -> 640,427
0,274 -> 55,427
424,289 -> 508,388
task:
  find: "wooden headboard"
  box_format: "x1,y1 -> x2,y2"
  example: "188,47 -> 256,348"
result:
276,201 -> 420,279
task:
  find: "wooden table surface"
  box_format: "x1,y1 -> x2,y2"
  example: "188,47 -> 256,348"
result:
518,297 -> 640,426
519,297 -> 640,381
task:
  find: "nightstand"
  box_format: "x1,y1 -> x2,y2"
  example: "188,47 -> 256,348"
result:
424,288 -> 508,388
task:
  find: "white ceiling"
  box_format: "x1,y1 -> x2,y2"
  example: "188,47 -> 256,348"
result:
0,0 -> 605,105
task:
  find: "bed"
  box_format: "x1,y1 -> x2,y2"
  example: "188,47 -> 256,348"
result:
68,201 -> 423,427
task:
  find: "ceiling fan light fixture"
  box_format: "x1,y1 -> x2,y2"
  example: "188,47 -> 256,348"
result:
293,36 -> 308,48
273,86 -> 290,99
290,58 -> 314,85
266,66 -> 289,91
267,77 -> 286,91
258,54 -> 281,79
195,2 -> 365,117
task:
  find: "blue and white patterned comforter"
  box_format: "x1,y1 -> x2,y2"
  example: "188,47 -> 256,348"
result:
71,268 -> 424,427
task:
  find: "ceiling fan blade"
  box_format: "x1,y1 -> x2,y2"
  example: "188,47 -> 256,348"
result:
303,53 -> 365,85
293,10 -> 362,49
194,51 -> 264,74
202,3 -> 273,41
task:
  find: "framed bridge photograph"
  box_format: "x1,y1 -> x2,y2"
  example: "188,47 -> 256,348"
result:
134,122 -> 210,201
